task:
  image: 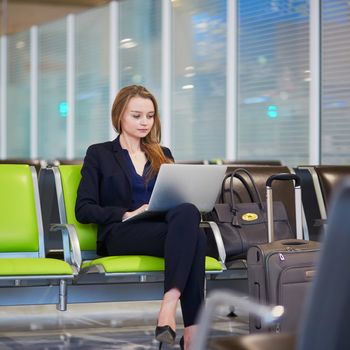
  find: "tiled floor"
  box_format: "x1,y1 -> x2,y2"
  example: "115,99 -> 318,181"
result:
0,300 -> 249,349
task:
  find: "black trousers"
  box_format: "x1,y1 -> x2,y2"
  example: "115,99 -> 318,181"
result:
104,203 -> 206,327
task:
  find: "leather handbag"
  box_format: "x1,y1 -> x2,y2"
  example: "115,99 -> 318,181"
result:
206,168 -> 294,261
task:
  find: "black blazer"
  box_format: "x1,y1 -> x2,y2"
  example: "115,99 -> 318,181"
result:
75,136 -> 173,254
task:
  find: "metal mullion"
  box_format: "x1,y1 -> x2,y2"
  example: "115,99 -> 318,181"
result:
109,0 -> 119,141
309,0 -> 321,164
30,26 -> 38,159
66,14 -> 75,160
226,0 -> 237,160
161,0 -> 171,148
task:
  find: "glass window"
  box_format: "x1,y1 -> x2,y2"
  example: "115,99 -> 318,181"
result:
7,31 -> 31,158
75,5 -> 110,158
237,0 -> 310,165
321,0 -> 350,164
172,0 -> 227,161
38,19 -> 67,160
118,0 -> 162,107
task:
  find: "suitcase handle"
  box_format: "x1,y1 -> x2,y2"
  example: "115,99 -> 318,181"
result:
266,173 -> 301,187
266,173 -> 303,241
280,239 -> 308,246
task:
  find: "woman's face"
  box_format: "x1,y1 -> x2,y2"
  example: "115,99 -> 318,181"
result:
120,96 -> 155,140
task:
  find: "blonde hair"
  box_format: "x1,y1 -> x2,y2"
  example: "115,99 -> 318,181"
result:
111,85 -> 173,178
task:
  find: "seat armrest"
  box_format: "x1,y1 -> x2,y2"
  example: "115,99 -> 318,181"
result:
192,289 -> 284,350
201,221 -> 227,269
50,223 -> 82,271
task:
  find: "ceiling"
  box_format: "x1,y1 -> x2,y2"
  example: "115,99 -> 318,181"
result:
0,0 -> 110,35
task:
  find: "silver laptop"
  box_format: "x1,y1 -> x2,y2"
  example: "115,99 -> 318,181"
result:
122,163 -> 227,222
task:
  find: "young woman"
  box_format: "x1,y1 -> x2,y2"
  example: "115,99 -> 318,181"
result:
75,85 -> 206,349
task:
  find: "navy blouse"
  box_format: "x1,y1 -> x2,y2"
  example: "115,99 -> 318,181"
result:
121,148 -> 156,210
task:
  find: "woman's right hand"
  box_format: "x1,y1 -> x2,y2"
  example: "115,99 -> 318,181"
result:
122,204 -> 149,221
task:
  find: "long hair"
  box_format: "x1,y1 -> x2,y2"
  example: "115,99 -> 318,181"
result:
111,85 -> 173,178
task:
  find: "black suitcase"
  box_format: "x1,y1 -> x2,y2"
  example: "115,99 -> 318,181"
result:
247,173 -> 321,333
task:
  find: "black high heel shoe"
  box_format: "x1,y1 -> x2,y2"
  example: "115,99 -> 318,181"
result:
155,325 -> 176,348
179,336 -> 184,350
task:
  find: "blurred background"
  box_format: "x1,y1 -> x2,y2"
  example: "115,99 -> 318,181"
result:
0,0 -> 349,166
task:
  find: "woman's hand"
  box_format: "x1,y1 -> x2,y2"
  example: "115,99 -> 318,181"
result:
122,204 -> 149,220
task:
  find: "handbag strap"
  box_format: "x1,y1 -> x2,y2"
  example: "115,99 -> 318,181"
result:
229,168 -> 264,210
220,172 -> 255,203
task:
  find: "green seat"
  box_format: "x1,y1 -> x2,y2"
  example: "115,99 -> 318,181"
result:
0,258 -> 73,275
52,164 -> 222,276
82,255 -> 221,273
0,164 -> 74,310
